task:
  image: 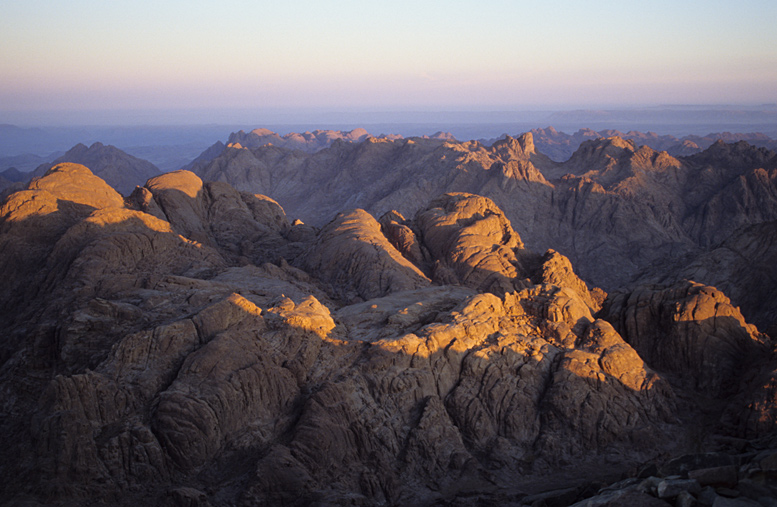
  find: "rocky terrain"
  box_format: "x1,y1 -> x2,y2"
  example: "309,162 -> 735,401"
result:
522,127 -> 777,162
2,124 -> 777,506
188,131 -> 777,302
1,139 -> 777,506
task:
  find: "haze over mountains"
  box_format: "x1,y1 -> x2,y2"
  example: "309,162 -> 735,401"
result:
2,120 -> 777,505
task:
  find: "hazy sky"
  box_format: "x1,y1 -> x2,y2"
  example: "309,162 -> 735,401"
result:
1,0 -> 776,120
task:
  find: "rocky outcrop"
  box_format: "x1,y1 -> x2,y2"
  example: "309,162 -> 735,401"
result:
552,449 -> 777,506
601,281 -> 769,396
0,163 -> 128,334
135,170 -> 294,265
379,209 -> 428,267
537,249 -> 607,314
415,193 -> 531,293
2,163 -> 777,506
301,208 -> 431,302
238,285 -> 677,505
640,220 -> 777,334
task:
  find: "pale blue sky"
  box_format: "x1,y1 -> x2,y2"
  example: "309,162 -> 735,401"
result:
1,0 -> 775,118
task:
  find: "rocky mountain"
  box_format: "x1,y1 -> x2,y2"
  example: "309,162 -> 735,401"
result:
1,160 -> 776,506
0,168 -> 25,196
32,142 -> 161,195
0,166 -> 27,183
523,126 -> 777,162
229,127 -> 372,151
188,132 -> 777,304
224,128 -> 458,153
635,219 -> 777,335
185,128 -> 459,172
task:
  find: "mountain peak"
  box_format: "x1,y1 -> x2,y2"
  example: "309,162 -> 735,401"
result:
686,139 -> 777,170
492,132 -> 536,159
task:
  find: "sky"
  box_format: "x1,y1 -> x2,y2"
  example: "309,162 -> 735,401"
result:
1,0 -> 776,124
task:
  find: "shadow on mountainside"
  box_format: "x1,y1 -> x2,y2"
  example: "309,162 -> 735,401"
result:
7,282 -> 690,505
2,165 -> 776,506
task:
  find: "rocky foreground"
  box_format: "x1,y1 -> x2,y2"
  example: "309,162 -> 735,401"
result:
1,162 -> 776,506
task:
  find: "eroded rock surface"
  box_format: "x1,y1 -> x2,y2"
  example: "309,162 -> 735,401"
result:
602,281 -> 769,396
190,134 -> 777,298
1,163 -> 776,506
301,208 -> 431,302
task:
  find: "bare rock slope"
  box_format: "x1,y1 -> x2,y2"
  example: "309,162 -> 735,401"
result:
2,163 -> 777,505
190,132 -> 777,302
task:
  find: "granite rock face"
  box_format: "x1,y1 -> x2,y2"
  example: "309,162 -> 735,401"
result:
639,220 -> 777,335
190,133 -> 777,303
1,161 -> 776,506
601,281 -> 769,396
301,208 -> 431,302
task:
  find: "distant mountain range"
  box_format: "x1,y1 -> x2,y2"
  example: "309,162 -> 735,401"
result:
8,142 -> 161,196
521,126 -> 777,161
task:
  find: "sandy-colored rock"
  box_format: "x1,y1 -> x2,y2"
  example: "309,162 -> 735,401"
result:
3,161 -> 777,507
301,208 -> 430,302
0,163 -> 133,358
379,209 -> 427,267
602,281 -> 769,395
144,170 -> 210,244
416,192 -> 529,293
643,220 -> 777,333
538,249 -> 607,313
30,162 -> 127,210
141,171 -> 295,265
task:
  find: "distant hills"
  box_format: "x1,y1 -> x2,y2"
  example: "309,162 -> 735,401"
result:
522,126 -> 777,161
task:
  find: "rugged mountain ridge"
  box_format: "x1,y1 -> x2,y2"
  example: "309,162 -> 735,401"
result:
228,127 -> 372,151
1,162 -> 776,505
185,128 -> 460,171
523,127 -> 777,162
189,132 -> 777,305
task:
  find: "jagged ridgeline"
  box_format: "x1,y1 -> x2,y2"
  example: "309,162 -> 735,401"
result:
188,130 -> 777,320
1,128 -> 777,505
